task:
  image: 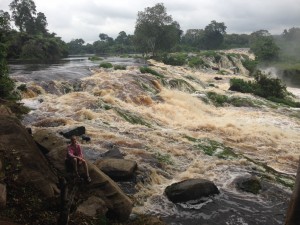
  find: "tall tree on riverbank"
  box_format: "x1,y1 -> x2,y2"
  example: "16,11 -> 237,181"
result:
134,3 -> 181,56
203,20 -> 227,49
9,0 -> 36,34
250,30 -> 279,61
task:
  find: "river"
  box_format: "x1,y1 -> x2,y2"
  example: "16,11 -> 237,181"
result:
8,56 -> 300,225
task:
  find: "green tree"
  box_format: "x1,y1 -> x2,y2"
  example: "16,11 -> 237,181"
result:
35,12 -> 47,34
203,20 -> 227,49
134,3 -> 181,56
9,0 -> 37,33
67,38 -> 85,54
250,30 -> 279,61
182,29 -> 205,49
0,44 -> 17,99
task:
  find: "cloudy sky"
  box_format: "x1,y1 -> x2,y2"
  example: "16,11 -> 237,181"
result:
1,0 -> 300,43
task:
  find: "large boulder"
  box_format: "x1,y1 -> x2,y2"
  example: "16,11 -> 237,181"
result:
94,158 -> 137,181
33,128 -> 133,221
165,178 -> 220,203
0,183 -> 6,208
0,115 -> 58,197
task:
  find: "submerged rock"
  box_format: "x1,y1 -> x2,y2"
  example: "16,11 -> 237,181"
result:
165,178 -> 220,203
234,175 -> 262,194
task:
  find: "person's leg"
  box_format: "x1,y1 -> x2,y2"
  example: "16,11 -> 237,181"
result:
82,161 -> 90,178
71,158 -> 80,177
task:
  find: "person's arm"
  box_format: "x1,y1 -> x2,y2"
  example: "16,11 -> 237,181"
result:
77,144 -> 84,159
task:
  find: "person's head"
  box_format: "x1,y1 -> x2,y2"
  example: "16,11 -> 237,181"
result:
70,136 -> 77,144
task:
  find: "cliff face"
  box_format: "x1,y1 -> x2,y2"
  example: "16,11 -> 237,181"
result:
0,112 -> 59,198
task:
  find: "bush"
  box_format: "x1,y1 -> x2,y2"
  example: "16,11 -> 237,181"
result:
88,56 -> 103,61
162,53 -> 187,66
17,84 -> 27,91
114,65 -> 126,70
99,62 -> 113,68
140,67 -> 164,78
229,71 -> 299,107
229,78 -> 254,93
242,58 -> 258,75
188,57 -> 206,68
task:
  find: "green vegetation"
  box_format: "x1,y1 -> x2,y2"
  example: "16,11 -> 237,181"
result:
99,62 -> 113,68
1,1 -> 67,62
155,152 -> 173,165
184,136 -> 238,159
113,65 -> 126,70
134,3 -> 181,56
229,71 -> 300,107
17,83 -> 27,91
168,79 -> 196,93
206,92 -> 258,107
161,53 -> 187,66
140,67 -> 164,78
114,108 -> 151,127
188,57 -> 206,68
241,58 -> 258,75
250,36 -> 279,62
88,55 -> 103,61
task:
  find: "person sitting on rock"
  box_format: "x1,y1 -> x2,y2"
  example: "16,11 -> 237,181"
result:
66,136 -> 91,183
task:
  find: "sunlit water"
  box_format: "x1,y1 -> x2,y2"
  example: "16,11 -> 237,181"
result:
9,58 -> 300,224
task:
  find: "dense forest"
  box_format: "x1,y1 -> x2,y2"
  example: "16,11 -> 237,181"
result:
1,0 -> 300,101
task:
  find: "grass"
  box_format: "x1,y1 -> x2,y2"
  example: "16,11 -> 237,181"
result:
114,108 -> 151,127
140,67 -> 164,78
155,152 -> 173,165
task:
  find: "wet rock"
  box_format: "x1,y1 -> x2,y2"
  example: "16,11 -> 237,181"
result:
59,126 -> 86,139
234,175 -> 262,194
94,158 -> 137,181
0,183 -> 6,208
102,145 -> 124,159
76,196 -> 108,217
165,178 -> 220,203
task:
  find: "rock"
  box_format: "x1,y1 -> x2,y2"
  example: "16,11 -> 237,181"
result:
94,158 -> 137,181
0,116 -> 58,198
165,178 -> 220,203
33,128 -> 133,221
102,146 -> 124,159
77,196 -> 108,217
59,126 -> 86,139
0,183 -> 6,208
0,105 -> 12,116
234,175 -> 262,194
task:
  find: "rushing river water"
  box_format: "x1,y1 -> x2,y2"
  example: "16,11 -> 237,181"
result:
8,55 -> 147,82
8,56 -> 300,225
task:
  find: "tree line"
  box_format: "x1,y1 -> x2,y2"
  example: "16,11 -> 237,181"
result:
1,1 -> 300,62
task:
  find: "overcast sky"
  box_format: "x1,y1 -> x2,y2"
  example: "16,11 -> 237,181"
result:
1,0 -> 300,43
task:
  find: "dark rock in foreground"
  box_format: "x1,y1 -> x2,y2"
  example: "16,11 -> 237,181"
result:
59,126 -> 85,139
165,178 -> 219,203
